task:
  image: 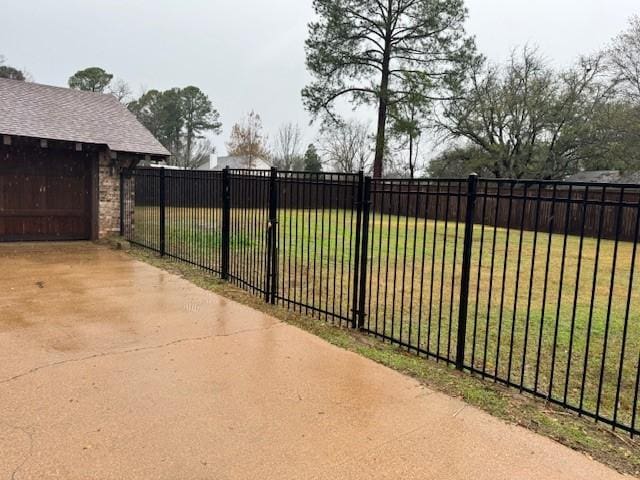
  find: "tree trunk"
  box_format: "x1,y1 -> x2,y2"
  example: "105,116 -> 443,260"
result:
186,128 -> 193,170
373,79 -> 389,177
373,41 -> 392,178
408,134 -> 415,179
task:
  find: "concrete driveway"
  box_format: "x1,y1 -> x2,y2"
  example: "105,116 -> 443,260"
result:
0,243 -> 630,479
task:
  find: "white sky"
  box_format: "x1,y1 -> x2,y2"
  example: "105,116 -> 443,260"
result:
1,0 -> 638,155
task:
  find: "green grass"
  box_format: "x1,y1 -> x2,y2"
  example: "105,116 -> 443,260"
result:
127,206 -> 640,433
125,245 -> 640,476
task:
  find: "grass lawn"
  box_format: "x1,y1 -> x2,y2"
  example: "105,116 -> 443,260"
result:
128,206 -> 640,433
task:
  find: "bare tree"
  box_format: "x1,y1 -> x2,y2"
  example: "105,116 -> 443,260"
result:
604,18 -> 640,171
272,123 -> 304,170
226,111 -> 270,169
438,48 -> 615,179
109,78 -> 133,104
320,120 -> 372,173
608,15 -> 640,102
386,133 -> 426,178
171,138 -> 215,170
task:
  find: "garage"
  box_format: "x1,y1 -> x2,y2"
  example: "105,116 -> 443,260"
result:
0,78 -> 170,241
0,140 -> 94,241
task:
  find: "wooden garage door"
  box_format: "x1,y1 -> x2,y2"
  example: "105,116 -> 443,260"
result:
0,144 -> 93,241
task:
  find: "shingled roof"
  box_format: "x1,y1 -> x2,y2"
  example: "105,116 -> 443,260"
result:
0,78 -> 170,157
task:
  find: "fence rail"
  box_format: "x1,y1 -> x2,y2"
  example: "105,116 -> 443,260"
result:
122,167 -> 640,436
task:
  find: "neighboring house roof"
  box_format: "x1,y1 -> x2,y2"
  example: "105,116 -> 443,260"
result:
0,78 -> 170,157
564,170 -> 640,184
196,155 -> 271,171
144,163 -> 189,170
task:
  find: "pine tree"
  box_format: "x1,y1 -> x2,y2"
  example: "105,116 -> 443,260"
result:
303,144 -> 323,172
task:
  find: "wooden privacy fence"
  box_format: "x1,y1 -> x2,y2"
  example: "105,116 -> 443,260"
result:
371,180 -> 640,242
134,171 -> 640,242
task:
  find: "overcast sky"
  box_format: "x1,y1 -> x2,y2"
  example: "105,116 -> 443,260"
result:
1,0 -> 638,155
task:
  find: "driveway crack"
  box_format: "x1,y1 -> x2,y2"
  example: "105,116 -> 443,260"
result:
312,420 -> 433,479
0,421 -> 34,480
0,323 -> 282,386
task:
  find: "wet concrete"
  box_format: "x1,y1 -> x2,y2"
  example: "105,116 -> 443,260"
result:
0,242 -> 630,479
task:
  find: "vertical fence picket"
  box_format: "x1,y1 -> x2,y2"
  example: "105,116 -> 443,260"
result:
351,171 -> 365,329
357,176 -> 372,330
222,167 -> 231,280
266,167 -> 279,304
456,174 -> 478,370
159,167 -> 166,257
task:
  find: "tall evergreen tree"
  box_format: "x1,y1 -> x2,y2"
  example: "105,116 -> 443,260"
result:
68,67 -> 113,93
303,0 -> 476,177
303,144 -> 323,172
272,123 -> 304,170
180,86 -> 222,164
129,87 -> 222,168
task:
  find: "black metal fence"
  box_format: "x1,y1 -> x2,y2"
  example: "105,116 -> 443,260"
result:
122,167 -> 640,436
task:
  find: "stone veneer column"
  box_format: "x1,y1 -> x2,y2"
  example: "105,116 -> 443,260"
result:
98,150 -> 121,239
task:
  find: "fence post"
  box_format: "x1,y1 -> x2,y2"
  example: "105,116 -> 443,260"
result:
221,167 -> 231,280
351,171 -> 365,329
357,176 -> 372,330
119,171 -> 125,237
159,167 -> 166,257
266,167 -> 279,304
456,173 -> 479,370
